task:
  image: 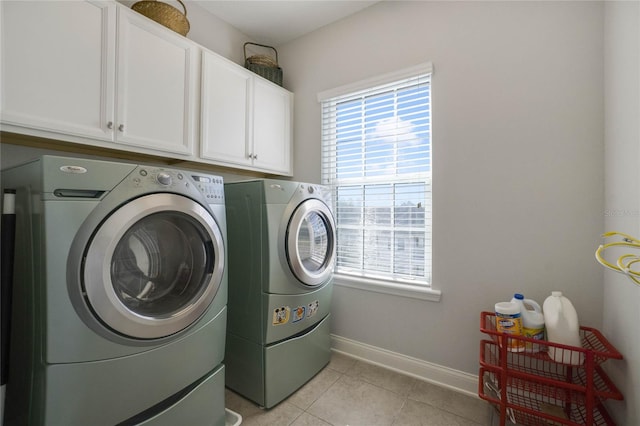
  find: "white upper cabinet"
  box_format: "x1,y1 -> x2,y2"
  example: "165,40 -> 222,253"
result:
200,51 -> 252,167
252,78 -> 292,174
1,1 -> 115,140
1,1 -> 197,157
201,50 -> 292,175
2,0 -> 291,174
115,7 -> 197,156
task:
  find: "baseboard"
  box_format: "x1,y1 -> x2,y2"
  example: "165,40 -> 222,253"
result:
330,334 -> 479,398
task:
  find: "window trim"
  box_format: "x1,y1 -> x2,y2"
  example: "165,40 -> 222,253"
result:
317,62 -> 433,103
334,273 -> 441,302
319,62 -> 438,301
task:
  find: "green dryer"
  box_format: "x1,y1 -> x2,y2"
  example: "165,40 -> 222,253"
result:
224,179 -> 336,408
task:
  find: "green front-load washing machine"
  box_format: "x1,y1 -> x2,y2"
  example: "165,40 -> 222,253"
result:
224,179 -> 336,408
1,156 -> 228,425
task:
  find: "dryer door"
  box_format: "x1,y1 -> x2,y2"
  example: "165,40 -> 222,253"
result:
82,193 -> 224,339
286,199 -> 336,286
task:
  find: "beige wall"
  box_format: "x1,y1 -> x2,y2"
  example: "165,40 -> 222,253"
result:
603,2 -> 640,424
278,0 -> 605,377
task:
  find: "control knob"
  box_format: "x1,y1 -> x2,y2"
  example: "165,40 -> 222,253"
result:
157,172 -> 172,186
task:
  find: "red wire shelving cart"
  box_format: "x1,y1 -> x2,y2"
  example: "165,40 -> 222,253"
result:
479,311 -> 623,426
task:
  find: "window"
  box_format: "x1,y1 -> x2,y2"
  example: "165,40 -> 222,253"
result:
320,64 -> 432,290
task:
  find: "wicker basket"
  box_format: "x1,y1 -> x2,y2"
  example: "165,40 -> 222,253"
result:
131,0 -> 190,36
244,42 -> 283,87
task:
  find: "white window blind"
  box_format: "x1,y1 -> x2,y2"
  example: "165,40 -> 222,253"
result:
320,66 -> 432,286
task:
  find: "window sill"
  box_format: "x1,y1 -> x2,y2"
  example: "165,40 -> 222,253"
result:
332,274 -> 442,302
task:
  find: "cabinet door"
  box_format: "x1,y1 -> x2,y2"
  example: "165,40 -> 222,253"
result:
200,51 -> 252,167
252,79 -> 292,175
116,7 -> 197,156
1,1 -> 115,139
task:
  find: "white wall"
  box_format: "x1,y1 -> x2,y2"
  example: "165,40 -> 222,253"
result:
279,1 -> 605,377
603,2 -> 640,424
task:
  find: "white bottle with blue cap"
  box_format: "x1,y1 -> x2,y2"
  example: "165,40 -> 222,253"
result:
510,293 -> 545,352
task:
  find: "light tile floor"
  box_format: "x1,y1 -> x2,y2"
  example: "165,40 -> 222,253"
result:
225,352 -> 494,426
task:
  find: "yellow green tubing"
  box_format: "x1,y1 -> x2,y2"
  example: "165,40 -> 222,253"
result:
617,254 -> 640,276
602,231 -> 640,243
595,232 -> 640,286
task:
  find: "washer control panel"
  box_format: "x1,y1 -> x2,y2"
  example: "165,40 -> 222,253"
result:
134,168 -> 186,189
131,167 -> 224,202
156,171 -> 172,186
191,174 -> 225,202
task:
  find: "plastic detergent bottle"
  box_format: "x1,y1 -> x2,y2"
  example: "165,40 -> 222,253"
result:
494,301 -> 525,352
543,291 -> 584,365
510,294 -> 545,352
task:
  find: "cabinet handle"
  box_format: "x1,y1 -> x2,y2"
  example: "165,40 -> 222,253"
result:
118,124 -> 124,132
253,154 -> 258,160
107,121 -> 113,129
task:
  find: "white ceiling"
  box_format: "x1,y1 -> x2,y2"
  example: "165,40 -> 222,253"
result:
192,1 -> 379,46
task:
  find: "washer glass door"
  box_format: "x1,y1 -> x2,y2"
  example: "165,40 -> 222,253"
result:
83,193 -> 224,339
286,199 -> 336,286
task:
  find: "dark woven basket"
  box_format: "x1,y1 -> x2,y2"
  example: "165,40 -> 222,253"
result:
244,42 -> 283,87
